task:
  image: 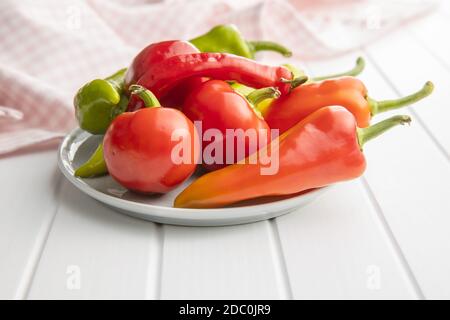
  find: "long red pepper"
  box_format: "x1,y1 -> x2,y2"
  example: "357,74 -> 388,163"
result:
174,106 -> 411,208
125,40 -> 201,111
124,40 -> 199,89
134,53 -> 296,100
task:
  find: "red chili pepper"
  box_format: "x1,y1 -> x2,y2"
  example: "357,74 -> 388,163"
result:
174,106 -> 411,208
134,53 -> 297,102
125,40 -> 200,111
124,40 -> 199,89
182,79 -> 279,172
103,85 -> 198,194
265,77 -> 433,133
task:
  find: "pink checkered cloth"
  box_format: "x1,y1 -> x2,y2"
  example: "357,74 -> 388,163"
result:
0,0 -> 436,155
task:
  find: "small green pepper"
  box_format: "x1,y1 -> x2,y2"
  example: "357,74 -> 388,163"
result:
74,143 -> 107,178
74,68 -> 128,135
73,68 -> 128,178
190,24 -> 292,59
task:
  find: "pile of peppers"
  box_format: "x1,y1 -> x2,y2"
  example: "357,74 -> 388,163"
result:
73,24 -> 434,209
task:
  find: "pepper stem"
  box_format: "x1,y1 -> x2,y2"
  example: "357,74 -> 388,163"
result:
246,87 -> 280,105
247,40 -> 292,57
129,85 -> 161,108
357,115 -> 411,149
312,57 -> 366,81
369,81 -> 434,115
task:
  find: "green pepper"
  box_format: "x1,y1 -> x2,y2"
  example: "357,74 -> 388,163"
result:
73,68 -> 129,178
74,68 -> 128,135
190,24 -> 292,59
74,143 -> 107,178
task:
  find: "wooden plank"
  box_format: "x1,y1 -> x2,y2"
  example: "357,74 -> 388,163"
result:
27,181 -> 162,299
305,51 -> 450,299
0,150 -> 60,299
276,180 -> 416,299
160,221 -> 288,299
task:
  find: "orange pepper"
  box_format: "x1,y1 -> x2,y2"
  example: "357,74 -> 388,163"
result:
174,106 -> 411,209
264,77 -> 433,134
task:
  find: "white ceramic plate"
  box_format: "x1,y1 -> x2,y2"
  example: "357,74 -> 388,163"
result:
58,128 -> 329,226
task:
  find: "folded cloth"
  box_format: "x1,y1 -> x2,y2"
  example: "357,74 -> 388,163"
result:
0,0 -> 437,155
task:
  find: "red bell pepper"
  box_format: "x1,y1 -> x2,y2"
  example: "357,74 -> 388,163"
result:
103,85 -> 198,194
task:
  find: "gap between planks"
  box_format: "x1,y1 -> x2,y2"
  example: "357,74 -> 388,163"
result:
145,223 -> 165,300
14,173 -> 64,299
268,219 -> 294,299
360,178 -> 425,299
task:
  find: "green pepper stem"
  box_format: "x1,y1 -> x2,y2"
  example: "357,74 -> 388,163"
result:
129,85 -> 161,108
246,87 -> 280,105
369,81 -> 434,115
357,115 -> 411,148
247,40 -> 292,57
280,75 -> 309,90
312,57 -> 365,81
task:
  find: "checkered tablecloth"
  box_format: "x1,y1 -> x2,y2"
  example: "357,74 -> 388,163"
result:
0,0 -> 436,155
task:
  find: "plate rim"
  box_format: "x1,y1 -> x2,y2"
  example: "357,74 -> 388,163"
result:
58,128 -> 329,225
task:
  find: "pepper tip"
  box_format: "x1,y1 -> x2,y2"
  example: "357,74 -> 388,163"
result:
399,115 -> 412,126
424,81 -> 434,95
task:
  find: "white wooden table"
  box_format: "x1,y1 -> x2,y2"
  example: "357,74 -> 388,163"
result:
1,12 -> 449,300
